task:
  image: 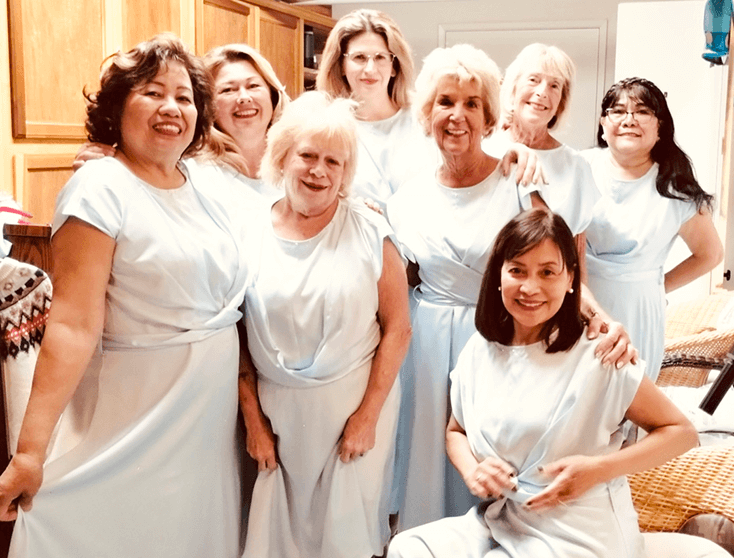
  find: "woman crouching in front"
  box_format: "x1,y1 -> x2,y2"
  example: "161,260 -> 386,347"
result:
388,207 -> 703,558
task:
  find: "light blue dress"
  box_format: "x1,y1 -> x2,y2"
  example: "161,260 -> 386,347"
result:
10,157 -> 254,558
386,168 -> 534,530
352,108 -> 437,211
388,331 -> 646,558
583,148 -> 698,381
242,200 -> 401,558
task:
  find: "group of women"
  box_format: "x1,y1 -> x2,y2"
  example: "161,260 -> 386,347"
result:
0,6 -> 726,558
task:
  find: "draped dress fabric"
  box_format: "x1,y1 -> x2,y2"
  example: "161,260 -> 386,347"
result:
9,157 -> 253,558
242,199 -> 401,558
351,108 -> 438,211
482,130 -> 600,235
386,168 -> 534,530
583,148 -> 697,381
388,332 -> 647,558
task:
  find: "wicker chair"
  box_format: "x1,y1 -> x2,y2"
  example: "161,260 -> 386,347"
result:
627,291 -> 734,551
628,444 -> 734,534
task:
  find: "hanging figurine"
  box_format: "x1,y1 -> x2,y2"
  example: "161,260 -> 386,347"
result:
703,0 -> 733,64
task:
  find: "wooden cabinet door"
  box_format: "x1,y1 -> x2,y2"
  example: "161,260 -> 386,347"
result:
257,8 -> 301,99
7,0 -> 105,139
198,0 -> 256,55
122,0 -> 183,50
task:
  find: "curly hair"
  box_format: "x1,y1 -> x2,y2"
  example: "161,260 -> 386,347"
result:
597,77 -> 713,211
261,91 -> 358,197
85,33 -> 213,157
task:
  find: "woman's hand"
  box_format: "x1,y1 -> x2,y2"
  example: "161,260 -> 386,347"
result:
338,410 -> 378,463
499,143 -> 547,186
586,317 -> 638,368
72,142 -> 116,171
525,455 -> 603,511
0,453 -> 45,521
245,416 -> 279,472
465,456 -> 517,499
355,196 -> 384,215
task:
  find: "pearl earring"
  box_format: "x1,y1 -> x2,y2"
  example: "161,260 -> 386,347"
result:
568,288 -> 574,294
498,286 -> 502,291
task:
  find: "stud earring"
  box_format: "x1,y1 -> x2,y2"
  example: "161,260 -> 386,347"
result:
498,286 -> 502,291
568,288 -> 574,294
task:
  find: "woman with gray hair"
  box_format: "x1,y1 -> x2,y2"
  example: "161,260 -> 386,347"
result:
386,44 -> 542,530
239,91 -> 412,557
484,43 -> 636,365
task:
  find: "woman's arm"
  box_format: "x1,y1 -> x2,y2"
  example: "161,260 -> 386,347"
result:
446,415 -> 516,499
236,321 -> 278,472
72,142 -> 116,171
579,284 -> 638,368
664,209 -> 723,293
498,142 -> 547,186
0,218 -> 114,520
338,240 -> 412,463
525,377 -> 697,511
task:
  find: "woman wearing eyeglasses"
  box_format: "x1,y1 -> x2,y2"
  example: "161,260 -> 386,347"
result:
316,9 -> 435,211
583,77 -> 723,381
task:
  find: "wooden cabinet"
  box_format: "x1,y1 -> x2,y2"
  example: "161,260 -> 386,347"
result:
196,0 -> 334,99
2,0 -> 333,225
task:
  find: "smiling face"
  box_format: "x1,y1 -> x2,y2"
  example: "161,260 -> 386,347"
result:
430,75 -> 488,158
119,61 -> 197,162
342,31 -> 395,102
500,238 -> 574,345
282,136 -> 347,218
511,67 -> 564,131
601,92 -> 660,159
214,60 -> 274,144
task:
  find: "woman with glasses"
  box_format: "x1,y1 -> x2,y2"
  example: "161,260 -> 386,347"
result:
316,10 -> 539,211
482,45 -> 637,364
316,9 -> 435,210
583,77 -> 722,381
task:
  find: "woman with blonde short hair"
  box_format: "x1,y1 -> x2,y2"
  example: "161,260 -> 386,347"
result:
239,91 -> 412,557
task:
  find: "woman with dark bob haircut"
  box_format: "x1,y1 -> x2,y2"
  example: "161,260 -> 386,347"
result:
388,208 -> 705,558
584,77 -> 723,382
0,34 -> 253,557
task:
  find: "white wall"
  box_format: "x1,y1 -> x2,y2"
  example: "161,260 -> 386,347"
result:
333,0 -> 697,100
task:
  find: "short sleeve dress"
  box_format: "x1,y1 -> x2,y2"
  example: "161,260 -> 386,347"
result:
386,167 -> 535,529
388,332 -> 646,558
242,199 -> 402,558
351,108 -> 438,211
9,157 -> 254,558
583,148 -> 698,380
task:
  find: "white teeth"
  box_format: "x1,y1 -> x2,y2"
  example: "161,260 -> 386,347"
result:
234,109 -> 257,118
152,123 -> 180,135
446,130 -> 467,136
517,300 -> 543,308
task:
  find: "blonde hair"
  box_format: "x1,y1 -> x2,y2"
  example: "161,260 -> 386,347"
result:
261,91 -> 358,197
316,9 -> 414,108
413,44 -> 502,137
501,43 -> 575,130
200,44 -> 289,175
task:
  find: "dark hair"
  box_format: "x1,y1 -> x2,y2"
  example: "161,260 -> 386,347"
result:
597,77 -> 713,211
85,33 -> 213,157
475,208 -> 584,352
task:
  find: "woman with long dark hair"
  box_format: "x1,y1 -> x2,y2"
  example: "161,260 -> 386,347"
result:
584,77 -> 723,381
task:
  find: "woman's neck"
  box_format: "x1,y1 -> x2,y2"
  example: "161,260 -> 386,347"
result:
271,197 -> 340,241
233,133 -> 267,179
438,150 -> 498,188
115,148 -> 184,189
509,122 -> 560,150
355,94 -> 399,122
606,149 -> 654,180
